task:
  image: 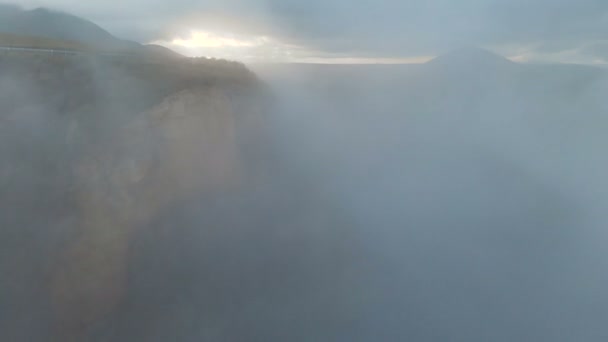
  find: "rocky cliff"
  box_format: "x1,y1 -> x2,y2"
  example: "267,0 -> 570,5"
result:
0,53 -> 268,341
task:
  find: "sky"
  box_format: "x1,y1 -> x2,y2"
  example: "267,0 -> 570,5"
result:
9,0 -> 608,63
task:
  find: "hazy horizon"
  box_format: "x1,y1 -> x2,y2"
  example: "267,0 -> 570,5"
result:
6,1 -> 608,64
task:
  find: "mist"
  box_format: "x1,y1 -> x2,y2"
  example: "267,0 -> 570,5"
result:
246,59 -> 608,341
3,3 -> 608,342
101,54 -> 608,340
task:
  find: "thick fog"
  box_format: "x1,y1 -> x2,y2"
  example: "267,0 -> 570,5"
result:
245,55 -> 608,341
104,54 -> 608,341
4,49 -> 608,342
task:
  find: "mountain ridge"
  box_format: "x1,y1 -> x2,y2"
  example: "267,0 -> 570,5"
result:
0,5 -> 183,58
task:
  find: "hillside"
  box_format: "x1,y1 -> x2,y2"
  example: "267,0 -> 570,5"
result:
0,5 -> 118,45
0,27 -> 269,341
0,32 -> 91,50
0,5 -> 183,58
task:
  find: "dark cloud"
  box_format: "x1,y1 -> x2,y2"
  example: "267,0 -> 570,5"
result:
11,0 -> 608,59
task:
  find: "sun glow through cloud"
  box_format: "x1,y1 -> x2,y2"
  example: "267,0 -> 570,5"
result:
154,29 -> 432,64
169,30 -> 265,48
152,30 -> 299,61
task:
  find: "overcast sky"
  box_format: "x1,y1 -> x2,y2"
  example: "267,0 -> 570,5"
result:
10,0 -> 608,63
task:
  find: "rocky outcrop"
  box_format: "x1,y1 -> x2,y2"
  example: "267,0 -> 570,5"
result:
50,86 -> 246,340
0,54 -> 264,341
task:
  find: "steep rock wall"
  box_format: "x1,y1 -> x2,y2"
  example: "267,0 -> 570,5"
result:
50,87 -> 243,340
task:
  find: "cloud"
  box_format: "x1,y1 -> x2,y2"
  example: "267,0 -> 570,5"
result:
580,41 -> 608,61
263,0 -> 608,56
152,30 -> 308,62
8,0 -> 608,62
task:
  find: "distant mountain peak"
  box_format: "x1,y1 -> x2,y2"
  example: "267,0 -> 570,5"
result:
427,47 -> 515,69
